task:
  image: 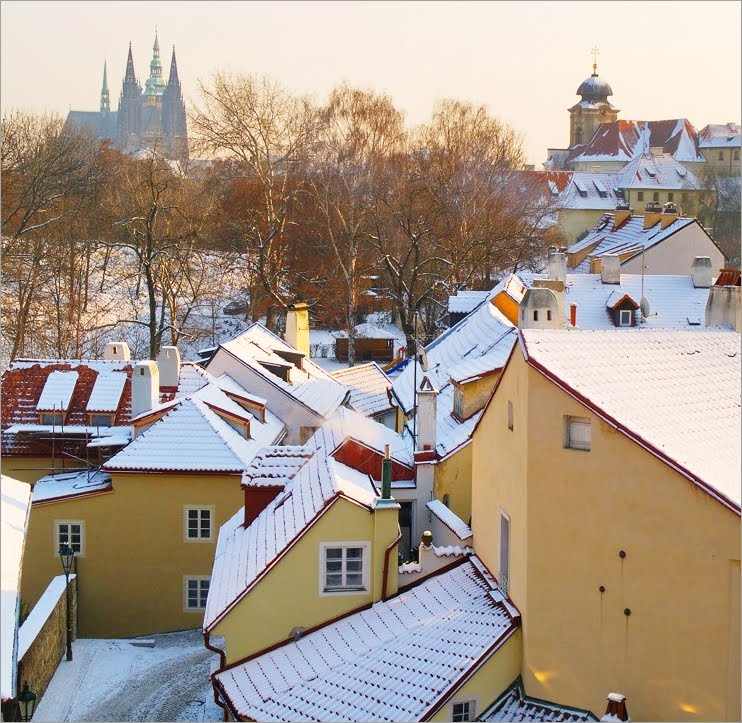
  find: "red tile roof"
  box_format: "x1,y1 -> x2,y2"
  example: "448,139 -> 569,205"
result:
715,268 -> 741,287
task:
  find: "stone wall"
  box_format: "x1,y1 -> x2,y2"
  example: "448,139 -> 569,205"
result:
16,576 -> 77,708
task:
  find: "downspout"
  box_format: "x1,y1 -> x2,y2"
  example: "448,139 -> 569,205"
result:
381,526 -> 402,602
203,631 -> 228,721
381,445 -> 401,602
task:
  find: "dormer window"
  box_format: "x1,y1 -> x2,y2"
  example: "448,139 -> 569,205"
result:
39,411 -> 64,426
619,310 -> 633,326
88,413 -> 114,428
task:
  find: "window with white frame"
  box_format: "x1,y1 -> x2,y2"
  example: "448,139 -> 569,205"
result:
185,507 -> 213,541
566,416 -> 591,451
452,700 -> 476,722
184,577 -> 210,610
56,521 -> 84,556
619,309 -> 633,327
320,542 -> 369,594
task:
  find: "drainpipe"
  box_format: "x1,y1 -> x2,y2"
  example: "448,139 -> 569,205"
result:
203,631 -> 228,721
382,526 -> 402,601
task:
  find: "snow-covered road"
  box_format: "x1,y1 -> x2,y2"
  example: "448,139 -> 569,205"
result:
32,630 -> 223,722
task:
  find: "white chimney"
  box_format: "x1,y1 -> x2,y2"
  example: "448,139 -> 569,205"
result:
600,255 -> 621,284
705,285 -> 741,330
416,377 -> 439,452
156,346 -> 181,388
691,256 -> 713,288
519,288 -> 561,329
547,252 -> 567,284
285,302 -> 310,357
103,342 -> 131,361
131,361 -> 159,418
532,279 -> 565,322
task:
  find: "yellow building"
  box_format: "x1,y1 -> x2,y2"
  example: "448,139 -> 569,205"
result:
471,328 -> 740,721
20,362 -> 286,638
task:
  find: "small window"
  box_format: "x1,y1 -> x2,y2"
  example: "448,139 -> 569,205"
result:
637,191 -> 644,202
652,191 -> 659,202
619,309 -> 633,327
566,416 -> 591,451
184,577 -> 210,610
452,701 -> 476,722
719,150 -> 724,161
320,543 -> 369,594
533,310 -> 539,321
734,150 -> 740,161
547,310 -> 552,321
40,411 -> 63,426
507,401 -> 514,431
682,192 -> 688,202
668,192 -> 674,202
56,521 -> 84,556
185,507 -> 213,541
89,413 -> 113,428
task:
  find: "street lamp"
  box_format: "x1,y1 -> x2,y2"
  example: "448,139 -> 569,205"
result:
18,681 -> 37,721
58,543 -> 75,661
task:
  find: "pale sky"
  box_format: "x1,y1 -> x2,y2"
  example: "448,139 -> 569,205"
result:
2,1 -> 740,166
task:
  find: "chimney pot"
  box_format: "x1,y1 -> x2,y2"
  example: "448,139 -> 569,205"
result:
691,256 -> 713,288
570,303 -> 577,327
421,530 -> 433,547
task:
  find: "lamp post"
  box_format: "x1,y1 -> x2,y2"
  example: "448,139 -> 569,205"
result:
58,543 -> 75,661
18,681 -> 37,721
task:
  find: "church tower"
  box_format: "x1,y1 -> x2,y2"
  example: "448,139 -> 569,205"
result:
162,45 -> 189,162
116,42 -> 143,150
568,48 -> 619,148
100,61 -> 110,114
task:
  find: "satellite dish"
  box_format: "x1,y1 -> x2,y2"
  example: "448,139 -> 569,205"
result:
640,297 -> 650,319
417,345 -> 429,372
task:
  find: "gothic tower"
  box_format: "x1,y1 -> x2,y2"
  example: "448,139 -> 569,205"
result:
116,43 -> 143,149
568,49 -> 619,148
100,61 -> 110,114
162,45 -> 189,162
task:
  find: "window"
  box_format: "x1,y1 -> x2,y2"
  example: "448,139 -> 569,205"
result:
566,416 -> 591,451
184,577 -> 210,610
619,309 -> 633,327
719,150 -> 724,161
546,310 -> 552,321
89,413 -> 113,428
682,192 -> 688,202
652,191 -> 659,202
507,401 -> 514,431
499,512 -> 510,597
637,191 -> 644,202
399,502 -> 414,561
185,507 -> 213,541
533,310 -> 539,322
668,192 -> 674,202
56,521 -> 84,556
734,150 -> 740,161
40,411 -> 63,426
319,542 -> 369,594
452,701 -> 476,722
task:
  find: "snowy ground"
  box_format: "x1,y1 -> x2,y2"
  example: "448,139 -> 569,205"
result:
32,630 -> 222,722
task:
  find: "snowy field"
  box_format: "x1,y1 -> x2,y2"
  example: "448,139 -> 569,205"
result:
32,630 -> 222,722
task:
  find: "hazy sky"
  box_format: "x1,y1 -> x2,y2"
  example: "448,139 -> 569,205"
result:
2,1 -> 740,165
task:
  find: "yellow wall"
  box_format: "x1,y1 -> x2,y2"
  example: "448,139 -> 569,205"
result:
428,629 -> 522,722
21,471 -> 245,638
434,443 -> 473,527
455,372 -> 502,422
623,189 -> 709,218
557,209 -> 606,245
213,496 -> 399,665
472,348 -> 741,721
1,457 -> 62,485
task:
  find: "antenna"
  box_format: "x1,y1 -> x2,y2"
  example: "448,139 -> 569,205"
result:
417,346 -> 429,373
640,297 -> 651,319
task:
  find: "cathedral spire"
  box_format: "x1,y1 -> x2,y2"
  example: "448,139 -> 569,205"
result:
100,61 -> 110,113
144,29 -> 166,96
167,45 -> 181,88
124,42 -> 137,85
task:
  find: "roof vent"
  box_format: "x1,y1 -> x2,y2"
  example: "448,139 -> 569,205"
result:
290,626 -> 306,642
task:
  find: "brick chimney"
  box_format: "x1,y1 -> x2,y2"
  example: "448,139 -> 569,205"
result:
103,342 -> 131,361
601,254 -> 621,284
131,361 -> 159,418
519,288 -> 561,329
691,256 -> 713,288
285,302 -> 310,357
600,693 -> 630,722
156,346 -> 180,389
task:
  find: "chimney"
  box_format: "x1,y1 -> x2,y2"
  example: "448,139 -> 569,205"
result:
285,302 -> 310,357
519,288 -> 561,329
103,342 -> 131,361
613,205 -> 632,230
547,251 -> 567,284
570,303 -> 578,327
131,361 -> 159,418
600,693 -> 630,722
416,377 -> 438,452
705,284 -> 741,330
643,201 -> 663,229
156,346 -> 180,389
601,254 -> 621,284
532,279 -> 565,321
691,256 -> 713,288
243,485 -> 283,527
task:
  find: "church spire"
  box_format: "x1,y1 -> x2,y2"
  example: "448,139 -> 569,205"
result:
167,45 -> 180,88
124,42 -> 137,85
100,61 -> 110,113
144,28 -> 167,96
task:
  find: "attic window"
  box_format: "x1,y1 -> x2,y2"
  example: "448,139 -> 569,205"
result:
39,411 -> 64,426
676,166 -> 687,178
619,310 -> 633,326
574,178 -> 588,198
593,179 -> 608,198
645,167 -> 656,178
88,413 -> 114,428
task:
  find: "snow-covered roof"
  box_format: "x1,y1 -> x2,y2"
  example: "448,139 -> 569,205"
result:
1,475 -> 31,700
241,446 -> 314,488
217,324 -> 349,419
698,123 -> 741,149
518,271 -> 713,330
479,678 -> 597,721
426,499 -> 473,540
32,468 -> 112,503
86,371 -> 127,412
567,213 -> 702,273
393,281 -> 517,459
332,323 -> 398,340
204,451 -> 378,631
448,290 -> 491,315
214,558 -> 519,722
331,363 -> 393,417
559,171 -> 624,211
105,378 -> 285,473
36,370 -> 79,411
521,330 -> 741,511
614,153 -> 703,191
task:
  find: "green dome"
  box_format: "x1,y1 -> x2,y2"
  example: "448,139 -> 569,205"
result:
144,32 -> 167,96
